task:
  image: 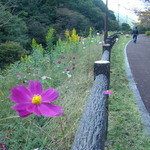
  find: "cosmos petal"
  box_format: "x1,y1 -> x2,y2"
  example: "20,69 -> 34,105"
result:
16,109 -> 31,117
28,80 -> 43,95
27,104 -> 41,117
12,103 -> 30,110
10,85 -> 32,103
41,88 -> 59,102
39,103 -> 63,117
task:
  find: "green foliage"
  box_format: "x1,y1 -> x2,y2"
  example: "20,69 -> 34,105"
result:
0,0 -> 120,73
145,31 -> 150,36
54,8 -> 91,35
46,28 -> 55,53
68,29 -> 79,42
108,19 -> 119,31
71,0 -> 105,31
0,4 -> 29,46
0,4 -> 12,27
27,19 -> 48,45
0,42 -> 27,69
121,23 -> 131,32
136,9 -> 150,28
137,25 -> 150,34
31,38 -> 44,54
0,33 -> 104,149
0,0 -> 119,50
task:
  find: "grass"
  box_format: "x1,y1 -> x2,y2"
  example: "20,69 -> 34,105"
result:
0,34 -> 149,150
0,35 -> 103,150
106,35 -> 150,150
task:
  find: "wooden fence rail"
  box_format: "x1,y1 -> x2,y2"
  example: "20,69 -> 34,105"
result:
72,33 -> 118,150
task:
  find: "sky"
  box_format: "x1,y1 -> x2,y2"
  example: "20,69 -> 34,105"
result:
102,0 -> 146,23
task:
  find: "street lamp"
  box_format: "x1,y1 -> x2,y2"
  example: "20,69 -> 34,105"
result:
104,0 -> 108,42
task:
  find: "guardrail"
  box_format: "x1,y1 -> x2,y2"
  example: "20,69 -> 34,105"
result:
72,33 -> 118,150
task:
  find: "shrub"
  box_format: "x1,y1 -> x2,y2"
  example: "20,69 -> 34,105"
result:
145,31 -> 150,36
0,41 -> 27,69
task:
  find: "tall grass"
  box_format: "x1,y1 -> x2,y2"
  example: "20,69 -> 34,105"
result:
0,32 -> 103,150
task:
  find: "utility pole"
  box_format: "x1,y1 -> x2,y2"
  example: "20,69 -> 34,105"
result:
104,0 -> 108,42
118,3 -> 120,25
126,15 -> 128,24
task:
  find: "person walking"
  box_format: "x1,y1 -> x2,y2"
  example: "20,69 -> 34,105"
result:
132,27 -> 139,43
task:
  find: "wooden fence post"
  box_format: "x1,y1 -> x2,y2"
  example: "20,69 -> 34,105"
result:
72,33 -> 117,150
94,60 -> 110,89
102,45 -> 111,54
72,74 -> 109,150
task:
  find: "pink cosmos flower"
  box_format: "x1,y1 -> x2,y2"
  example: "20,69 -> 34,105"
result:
80,41 -> 84,44
72,63 -> 76,66
41,76 -> 51,80
41,76 -> 47,80
16,75 -> 21,78
57,61 -> 62,64
104,90 -> 113,95
10,80 -> 63,117
0,143 -> 7,150
66,69 -> 70,72
60,57 -> 65,59
72,57 -> 76,59
2,137 -> 9,140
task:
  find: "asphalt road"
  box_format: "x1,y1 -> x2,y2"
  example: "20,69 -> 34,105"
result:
126,34 -> 150,114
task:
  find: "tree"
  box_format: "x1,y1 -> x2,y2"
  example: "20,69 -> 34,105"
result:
0,3 -> 29,46
0,4 -> 13,27
0,2 -> 18,27
140,0 -> 150,3
134,0 -> 150,28
54,8 -> 91,35
121,23 -> 131,31
0,0 -> 119,48
0,42 -> 27,69
27,18 -> 48,45
136,10 -> 150,28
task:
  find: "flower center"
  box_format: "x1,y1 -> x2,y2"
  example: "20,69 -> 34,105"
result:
32,95 -> 42,104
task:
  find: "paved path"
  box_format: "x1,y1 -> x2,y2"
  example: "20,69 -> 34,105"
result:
126,34 -> 150,114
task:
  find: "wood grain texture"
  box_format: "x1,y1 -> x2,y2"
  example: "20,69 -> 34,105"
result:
72,74 -> 108,150
101,50 -> 110,61
94,62 -> 110,87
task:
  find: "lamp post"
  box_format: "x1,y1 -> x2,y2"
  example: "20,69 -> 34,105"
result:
104,0 -> 108,42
